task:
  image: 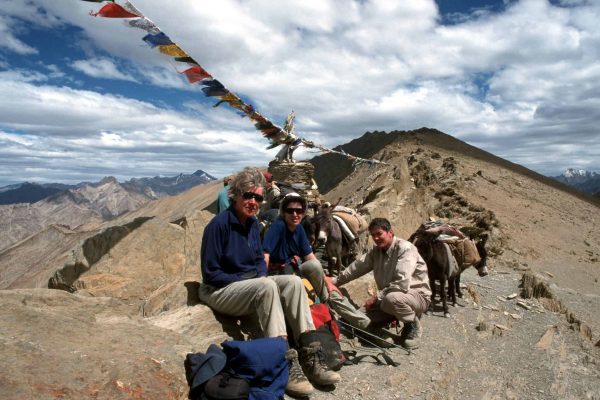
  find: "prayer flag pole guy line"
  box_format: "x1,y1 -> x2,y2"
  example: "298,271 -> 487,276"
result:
85,0 -> 388,167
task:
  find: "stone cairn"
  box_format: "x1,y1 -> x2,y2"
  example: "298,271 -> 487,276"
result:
268,160 -> 321,208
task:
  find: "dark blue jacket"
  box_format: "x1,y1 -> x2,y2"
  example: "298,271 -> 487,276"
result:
262,217 -> 312,264
201,207 -> 267,288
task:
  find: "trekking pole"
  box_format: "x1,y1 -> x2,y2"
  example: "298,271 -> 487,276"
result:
337,320 -> 411,355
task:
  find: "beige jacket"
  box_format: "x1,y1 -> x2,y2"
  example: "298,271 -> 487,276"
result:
336,236 -> 431,300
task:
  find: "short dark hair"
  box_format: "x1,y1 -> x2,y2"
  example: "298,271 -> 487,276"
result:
368,217 -> 391,232
280,194 -> 307,213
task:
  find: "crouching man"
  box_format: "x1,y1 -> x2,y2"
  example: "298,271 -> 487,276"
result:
333,218 -> 431,349
198,168 -> 339,398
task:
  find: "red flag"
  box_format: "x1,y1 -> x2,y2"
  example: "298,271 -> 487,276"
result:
90,3 -> 140,18
182,66 -> 212,83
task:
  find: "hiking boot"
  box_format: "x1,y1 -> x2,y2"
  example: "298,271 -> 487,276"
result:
400,318 -> 422,349
285,348 -> 314,398
299,342 -> 341,386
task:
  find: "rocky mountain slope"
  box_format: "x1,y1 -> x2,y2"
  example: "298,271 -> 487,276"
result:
0,182 -> 66,205
0,130 -> 598,399
0,177 -> 155,253
0,180 -> 222,291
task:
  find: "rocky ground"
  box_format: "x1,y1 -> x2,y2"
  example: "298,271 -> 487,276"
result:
1,130 -> 599,399
307,266 -> 600,400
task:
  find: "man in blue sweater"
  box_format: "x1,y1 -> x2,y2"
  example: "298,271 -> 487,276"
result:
199,168 -> 339,397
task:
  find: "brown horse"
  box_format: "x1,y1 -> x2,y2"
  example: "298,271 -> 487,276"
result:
411,233 -> 489,317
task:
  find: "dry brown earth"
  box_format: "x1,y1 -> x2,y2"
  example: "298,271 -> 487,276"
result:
0,131 -> 599,399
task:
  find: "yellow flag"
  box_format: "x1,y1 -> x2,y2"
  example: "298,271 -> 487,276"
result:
158,44 -> 188,57
219,92 -> 240,102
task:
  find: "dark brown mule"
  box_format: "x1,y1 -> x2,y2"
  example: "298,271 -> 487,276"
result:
411,233 -> 489,317
311,206 -> 346,276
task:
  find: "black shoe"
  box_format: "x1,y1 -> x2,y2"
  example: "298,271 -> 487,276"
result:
400,319 -> 421,349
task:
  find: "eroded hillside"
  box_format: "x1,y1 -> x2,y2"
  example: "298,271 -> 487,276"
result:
1,131 -> 599,399
322,130 -> 600,335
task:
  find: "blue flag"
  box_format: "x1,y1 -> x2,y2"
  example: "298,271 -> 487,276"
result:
142,32 -> 173,47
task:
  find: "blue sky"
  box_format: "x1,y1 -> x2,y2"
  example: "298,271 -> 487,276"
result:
0,0 -> 599,186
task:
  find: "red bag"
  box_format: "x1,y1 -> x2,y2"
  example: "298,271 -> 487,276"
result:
310,303 -> 340,341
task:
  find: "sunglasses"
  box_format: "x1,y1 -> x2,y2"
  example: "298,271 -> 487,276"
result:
284,207 -> 305,215
241,192 -> 264,202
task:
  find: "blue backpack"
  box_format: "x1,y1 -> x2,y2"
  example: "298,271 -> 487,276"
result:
222,337 -> 289,400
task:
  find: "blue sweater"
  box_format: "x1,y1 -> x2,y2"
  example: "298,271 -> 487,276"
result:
201,207 -> 267,288
262,217 -> 312,264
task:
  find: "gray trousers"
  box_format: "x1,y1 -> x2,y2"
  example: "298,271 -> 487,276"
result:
298,258 -> 328,302
330,291 -> 371,329
198,276 -> 315,339
367,289 -> 430,324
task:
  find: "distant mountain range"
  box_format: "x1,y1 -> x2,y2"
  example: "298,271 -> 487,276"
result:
0,170 -> 216,252
123,169 -> 216,197
552,168 -> 600,197
0,170 -> 216,205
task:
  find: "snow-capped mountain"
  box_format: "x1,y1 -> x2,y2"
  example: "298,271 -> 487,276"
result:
123,169 -> 216,196
553,168 -> 600,196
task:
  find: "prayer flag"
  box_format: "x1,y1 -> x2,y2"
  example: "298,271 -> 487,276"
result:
202,87 -> 229,97
227,101 -> 248,113
90,3 -> 139,18
143,32 -> 173,47
200,79 -> 225,89
158,44 -> 188,57
250,114 -> 267,124
80,0 -> 386,167
182,66 -> 211,83
261,127 -> 281,137
122,1 -> 143,16
174,56 -> 199,65
127,18 -> 160,34
213,92 -> 241,107
255,121 -> 274,130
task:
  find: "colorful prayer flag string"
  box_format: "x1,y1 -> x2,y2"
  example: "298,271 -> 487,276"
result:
84,0 -> 388,166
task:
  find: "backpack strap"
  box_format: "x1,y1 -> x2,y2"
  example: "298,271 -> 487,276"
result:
342,350 -> 399,367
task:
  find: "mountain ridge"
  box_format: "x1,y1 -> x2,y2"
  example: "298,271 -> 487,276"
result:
0,169 -> 216,205
310,128 -> 600,207
1,129 -> 599,399
553,168 -> 600,196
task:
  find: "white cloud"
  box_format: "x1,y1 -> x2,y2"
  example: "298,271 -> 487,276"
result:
0,70 -> 275,184
71,58 -> 138,82
0,15 -> 37,55
0,0 -> 599,186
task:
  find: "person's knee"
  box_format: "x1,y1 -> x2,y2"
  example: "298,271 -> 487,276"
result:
257,278 -> 279,302
381,293 -> 411,312
300,258 -> 322,273
288,274 -> 304,288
